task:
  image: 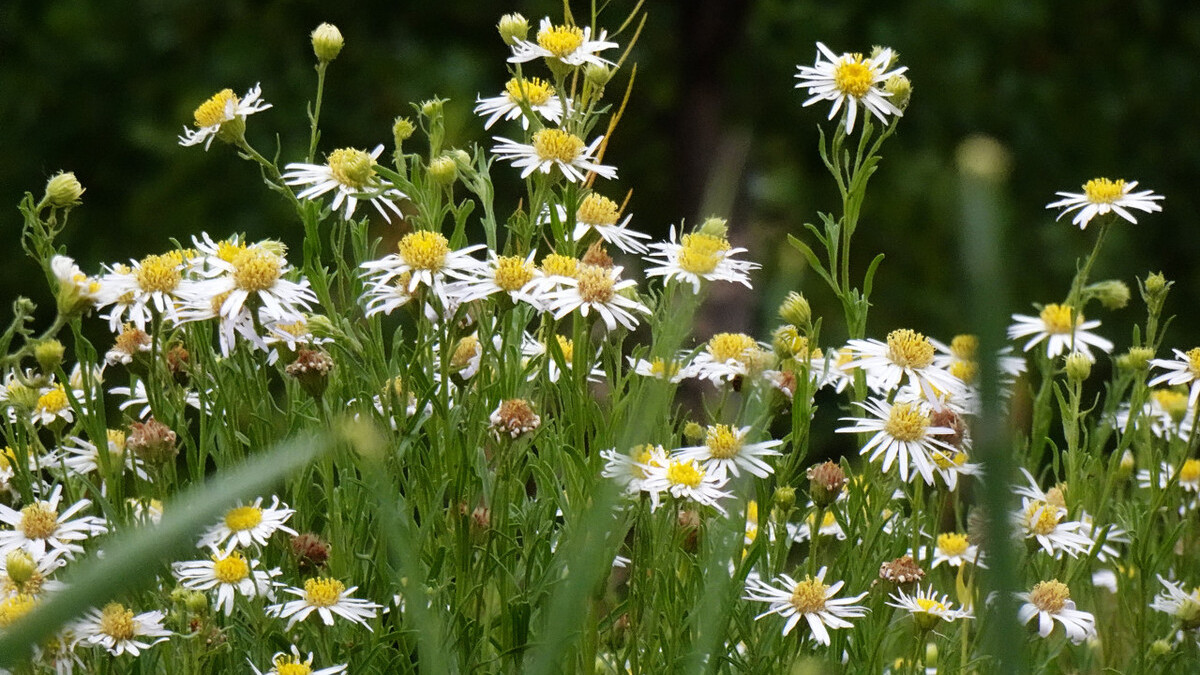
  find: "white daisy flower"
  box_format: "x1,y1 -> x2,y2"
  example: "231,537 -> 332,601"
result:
0,485 -> 107,561
266,576 -> 381,631
250,646 -> 347,675
672,424 -> 782,480
109,379 -> 205,420
0,548 -> 67,597
95,252 -> 191,332
1015,498 -> 1095,558
30,383 -> 80,426
743,567 -> 868,645
178,243 -> 316,326
1149,575 -> 1200,625
929,447 -> 981,492
789,509 -> 847,543
794,42 -> 907,133
1149,348 -> 1200,409
1017,580 -> 1096,643
1137,458 -> 1200,493
570,193 -> 651,254
282,145 -> 408,221
1007,303 -> 1113,358
72,603 -> 170,656
643,226 -> 758,293
689,332 -> 772,384
1117,389 -> 1194,440
58,429 -> 150,482
887,585 -> 973,629
197,496 -> 297,554
836,397 -> 957,484
493,129 -> 616,183
178,84 -> 272,150
359,230 -> 485,314
543,264 -> 649,332
639,457 -> 732,515
445,251 -> 545,309
930,531 -> 984,569
628,354 -> 698,383
507,18 -> 618,68
601,444 -> 667,496
845,329 -> 965,398
1046,177 -> 1163,229
474,77 -> 569,130
520,333 -> 604,384
172,548 -> 280,616
50,254 -> 101,311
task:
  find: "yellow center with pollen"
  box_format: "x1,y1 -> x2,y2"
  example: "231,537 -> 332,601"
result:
327,148 -> 375,190
950,360 -> 978,383
790,576 -> 828,614
541,253 -> 578,279
677,233 -> 730,274
275,320 -> 309,338
135,253 -> 183,294
1153,389 -> 1189,423
398,231 -> 450,271
1181,459 -> 1200,486
708,332 -> 756,363
932,450 -> 968,470
532,129 -> 585,163
1186,348 -> 1200,377
35,386 -> 69,415
505,77 -> 555,106
577,193 -> 620,226
98,602 -> 136,641
537,24 -> 584,58
647,358 -> 680,379
451,336 -> 480,370
665,459 -> 704,489
916,597 -> 947,614
224,505 -> 263,532
212,551 -> 251,584
950,334 -> 979,359
1024,501 -> 1062,536
274,656 -> 314,675
19,503 -> 57,540
0,595 -> 37,628
937,532 -> 970,557
303,577 -> 345,607
575,264 -> 616,304
1039,304 -> 1077,334
193,89 -> 237,127
833,56 -> 874,98
493,256 -> 536,292
705,425 -> 743,460
1028,579 -> 1070,613
884,402 -> 928,442
232,248 -> 282,293
216,239 -> 247,263
886,329 -> 935,369
1082,178 -> 1125,204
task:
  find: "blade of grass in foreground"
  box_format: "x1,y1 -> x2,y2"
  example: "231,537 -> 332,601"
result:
0,432 -> 328,666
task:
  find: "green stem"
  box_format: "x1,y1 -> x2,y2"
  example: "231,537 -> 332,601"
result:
307,62 -> 329,164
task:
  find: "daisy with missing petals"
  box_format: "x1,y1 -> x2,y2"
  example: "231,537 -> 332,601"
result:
601,444 -> 668,495
507,18 -> 618,68
1018,580 -> 1096,643
71,602 -> 171,656
543,264 -> 649,332
1149,575 -> 1200,627
283,145 -> 407,221
0,484 -> 107,561
251,646 -> 347,675
1007,303 -> 1113,358
887,585 -> 973,631
179,84 -> 272,150
1149,348 -> 1200,409
492,129 -> 617,183
690,332 -> 773,384
197,496 -> 297,554
845,329 -> 965,398
794,43 -> 907,133
1046,178 -> 1163,229
475,77 -> 569,130
743,567 -> 868,645
172,548 -> 281,616
672,424 -> 783,480
643,225 -> 758,293
836,398 -> 956,484
360,230 -> 486,314
267,576 -> 381,630
571,193 -> 652,254
95,251 -> 191,331
931,532 -> 984,568
639,457 -> 732,515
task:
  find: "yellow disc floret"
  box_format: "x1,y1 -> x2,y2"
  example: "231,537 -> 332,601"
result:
303,577 -> 345,607
274,655 -> 314,675
212,551 -> 251,584
537,24 -> 584,59
884,402 -> 928,442
1024,501 -> 1062,536
1039,304 -> 1077,334
398,231 -> 451,271
833,56 -> 874,98
505,77 -> 555,106
532,129 -> 585,163
665,459 -> 704,489
937,532 -> 970,557
1028,579 -> 1070,613
232,248 -> 282,293
790,576 -> 828,614
328,148 -> 375,190
35,386 -> 70,416
577,193 -> 621,226
575,264 -> 615,304
0,594 -> 37,628
886,329 -> 935,369
135,253 -> 183,294
1082,178 -> 1126,204
493,256 -> 536,292
224,505 -> 263,532
19,503 -> 58,540
1181,459 -> 1200,486
677,233 -> 729,275
193,89 -> 237,128
541,253 -> 579,279
705,424 -> 743,460
708,332 -> 756,363
98,602 -> 136,641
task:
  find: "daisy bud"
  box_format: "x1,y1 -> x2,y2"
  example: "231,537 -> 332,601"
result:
428,155 -> 458,186
1117,449 -> 1135,479
1151,639 -> 1173,656
883,74 -> 912,111
291,532 -> 331,572
778,291 -> 812,330
420,98 -> 445,119
1064,351 -> 1093,382
1141,272 -> 1171,309
311,23 -> 344,63
392,116 -> 416,149
1121,346 -> 1154,371
44,171 -> 85,208
450,148 -> 474,174
772,485 -> 796,512
286,349 -> 334,400
127,417 -> 178,465
1085,279 -> 1130,310
497,13 -> 530,46
584,63 -> 612,87
683,421 -> 705,443
5,550 -> 36,587
184,590 -> 209,614
807,461 -> 846,508
697,216 -> 728,239
33,340 -> 65,374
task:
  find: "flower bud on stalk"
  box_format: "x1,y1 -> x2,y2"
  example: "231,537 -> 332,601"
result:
311,23 -> 344,63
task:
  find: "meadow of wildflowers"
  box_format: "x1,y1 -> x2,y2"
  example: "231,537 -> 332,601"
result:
0,6 -> 1198,674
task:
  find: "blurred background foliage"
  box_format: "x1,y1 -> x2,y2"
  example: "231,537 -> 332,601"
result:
3,0 -> 1199,355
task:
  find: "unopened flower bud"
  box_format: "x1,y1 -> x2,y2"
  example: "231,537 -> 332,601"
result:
497,13 -> 530,45
1086,279 -> 1131,310
1117,449 -> 1135,479
392,116 -> 416,149
1150,639 -> 1173,656
772,486 -> 796,512
584,63 -> 612,87
1143,271 -> 1169,298
683,421 -> 705,443
184,590 -> 209,614
311,23 -> 344,63
33,340 -> 65,374
884,74 -> 912,111
428,155 -> 458,186
807,461 -> 847,508
45,172 -> 85,208
1064,351 -> 1093,382
778,291 -> 811,329
127,417 -> 178,465
698,217 -> 728,239
5,550 -> 37,587
1122,347 -> 1154,371
420,98 -> 444,119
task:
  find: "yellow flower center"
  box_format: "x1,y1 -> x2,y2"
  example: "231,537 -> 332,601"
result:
303,577 -> 345,607
0,594 -> 37,628
493,256 -> 536,292
451,336 -> 480,370
98,602 -> 136,641
541,253 -> 578,279
1153,389 -> 1190,423
646,358 -> 680,378
1028,580 -> 1070,613
216,239 -> 247,263
915,597 -> 947,614
193,89 -> 237,128
1187,348 -> 1200,377
950,334 -> 979,359
35,386 -> 69,415
1082,178 -> 1126,204
275,320 -> 309,338
1039,304 -> 1078,334
937,532 -> 970,557
504,77 -> 555,106
1181,459 -> 1200,486
886,329 -> 935,369
833,56 -> 874,98
327,148 -> 375,190
231,248 -> 282,292
536,24 -> 585,58
708,332 -> 756,363
932,450 -> 968,470
224,505 -> 263,532
135,253 -> 183,294
789,576 -> 828,614
554,335 -> 575,362
274,656 -> 314,675
677,233 -> 730,275
665,459 -> 704,489
575,264 -> 615,304
705,424 -> 743,460
949,359 -> 978,383
883,402 -> 928,442
212,551 -> 250,584
576,193 -> 620,226
1024,501 -> 1062,536
398,231 -> 450,271
19,503 -> 57,540
532,129 -> 585,163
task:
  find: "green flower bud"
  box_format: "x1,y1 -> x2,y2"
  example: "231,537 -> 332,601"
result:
683,421 -> 705,443
45,172 -> 85,208
392,116 -> 416,149
884,74 -> 912,111
33,340 -> 65,374
1064,351 -> 1093,382
428,155 -> 458,186
4,551 -> 36,586
1085,279 -> 1131,310
420,98 -> 445,119
311,23 -> 344,63
584,63 -> 612,87
778,291 -> 812,329
697,216 -> 728,239
1123,347 -> 1154,371
772,486 -> 796,512
497,13 -> 530,46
